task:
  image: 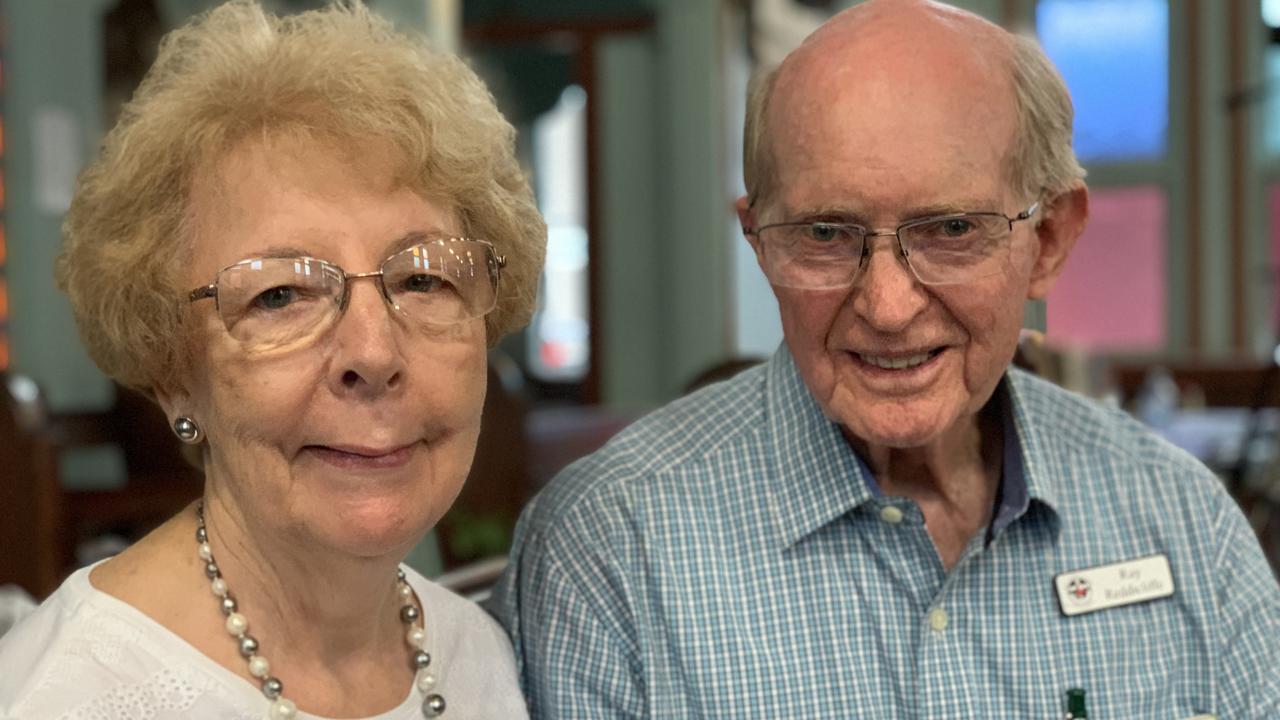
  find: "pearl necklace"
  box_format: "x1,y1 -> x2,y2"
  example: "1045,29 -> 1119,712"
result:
194,502 -> 447,719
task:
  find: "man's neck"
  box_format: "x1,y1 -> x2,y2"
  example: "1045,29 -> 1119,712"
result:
849,405 -> 1004,571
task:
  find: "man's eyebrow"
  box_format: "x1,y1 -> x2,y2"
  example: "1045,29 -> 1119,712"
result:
783,205 -> 869,222
783,200 -> 1002,224
898,200 -> 999,219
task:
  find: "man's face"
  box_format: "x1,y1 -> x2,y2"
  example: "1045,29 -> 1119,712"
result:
751,33 -> 1042,450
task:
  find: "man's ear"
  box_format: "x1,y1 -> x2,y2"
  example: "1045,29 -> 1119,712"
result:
1027,183 -> 1089,300
736,195 -> 762,257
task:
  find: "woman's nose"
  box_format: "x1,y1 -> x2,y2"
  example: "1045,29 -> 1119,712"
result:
329,279 -> 404,397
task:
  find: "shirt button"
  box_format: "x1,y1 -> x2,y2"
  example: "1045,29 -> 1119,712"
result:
928,607 -> 949,632
879,506 -> 904,524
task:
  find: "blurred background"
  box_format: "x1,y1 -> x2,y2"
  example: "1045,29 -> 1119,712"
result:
3,0 -> 1280,607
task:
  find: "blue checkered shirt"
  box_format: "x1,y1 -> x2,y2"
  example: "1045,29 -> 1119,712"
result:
490,347 -> 1280,718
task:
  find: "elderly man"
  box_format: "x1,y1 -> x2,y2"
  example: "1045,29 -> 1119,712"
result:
492,0 -> 1280,717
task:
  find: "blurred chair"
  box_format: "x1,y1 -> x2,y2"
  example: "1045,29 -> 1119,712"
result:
433,353 -> 534,571
1105,358 -> 1280,577
0,374 -> 201,599
0,374 -> 62,598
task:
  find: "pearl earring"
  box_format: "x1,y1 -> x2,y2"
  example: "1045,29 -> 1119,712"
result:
173,416 -> 202,444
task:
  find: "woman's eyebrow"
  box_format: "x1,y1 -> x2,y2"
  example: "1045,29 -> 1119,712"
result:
250,245 -> 313,259
385,229 -> 455,255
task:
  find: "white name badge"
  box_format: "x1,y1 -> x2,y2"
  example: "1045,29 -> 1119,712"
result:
1054,554 -> 1175,617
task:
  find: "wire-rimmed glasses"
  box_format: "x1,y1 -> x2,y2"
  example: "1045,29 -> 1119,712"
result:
188,236 -> 504,351
747,202 -> 1039,289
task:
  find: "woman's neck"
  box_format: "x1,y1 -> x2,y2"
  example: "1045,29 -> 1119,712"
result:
198,488 -> 406,662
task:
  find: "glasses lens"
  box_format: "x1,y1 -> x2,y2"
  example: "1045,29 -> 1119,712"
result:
759,223 -> 864,290
381,239 -> 500,325
214,257 -> 343,349
900,214 -> 1011,284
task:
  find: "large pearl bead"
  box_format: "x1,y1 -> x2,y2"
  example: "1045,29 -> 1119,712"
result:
210,578 -> 228,597
412,650 -> 431,670
261,677 -> 284,699
422,693 -> 446,717
269,697 -> 298,719
225,612 -> 248,636
416,670 -> 437,692
406,627 -> 426,648
198,542 -> 213,561
248,655 -> 270,679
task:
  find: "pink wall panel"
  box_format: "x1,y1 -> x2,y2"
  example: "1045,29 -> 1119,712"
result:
1045,186 -> 1166,351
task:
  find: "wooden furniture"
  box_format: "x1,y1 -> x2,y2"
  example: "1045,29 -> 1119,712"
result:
1107,359 -> 1280,577
1109,359 -> 1280,409
0,375 -> 202,599
0,375 -> 62,598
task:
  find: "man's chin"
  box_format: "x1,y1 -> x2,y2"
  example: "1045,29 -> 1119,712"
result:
830,399 -> 957,451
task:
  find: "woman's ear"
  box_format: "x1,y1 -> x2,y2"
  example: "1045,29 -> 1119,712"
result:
1027,183 -> 1089,300
153,384 -> 191,428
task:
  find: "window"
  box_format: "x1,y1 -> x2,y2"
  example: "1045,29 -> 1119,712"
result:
527,85 -> 591,383
1037,0 -> 1169,163
1037,0 -> 1172,352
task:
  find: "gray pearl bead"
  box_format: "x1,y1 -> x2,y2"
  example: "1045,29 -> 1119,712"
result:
220,595 -> 238,615
262,677 -> 283,699
195,526 -> 207,543
400,605 -> 420,623
422,693 -> 446,717
412,650 -> 431,669
238,634 -> 259,658
397,568 -> 407,582
204,561 -> 220,579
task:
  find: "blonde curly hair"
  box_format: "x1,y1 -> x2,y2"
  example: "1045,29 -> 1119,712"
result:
57,0 -> 546,395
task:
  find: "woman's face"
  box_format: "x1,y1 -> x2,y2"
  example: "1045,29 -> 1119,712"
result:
173,137 -> 488,559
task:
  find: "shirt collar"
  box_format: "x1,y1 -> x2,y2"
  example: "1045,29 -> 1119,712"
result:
766,346 -> 877,549
765,346 -> 1061,550
1003,366 -> 1063,517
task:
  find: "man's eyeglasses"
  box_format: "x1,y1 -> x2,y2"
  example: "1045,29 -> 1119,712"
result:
746,202 -> 1039,289
188,237 -> 504,351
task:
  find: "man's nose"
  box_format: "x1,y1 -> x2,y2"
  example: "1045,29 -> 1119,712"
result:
848,233 -> 929,332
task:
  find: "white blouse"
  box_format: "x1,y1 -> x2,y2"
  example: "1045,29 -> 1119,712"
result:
0,563 -> 528,720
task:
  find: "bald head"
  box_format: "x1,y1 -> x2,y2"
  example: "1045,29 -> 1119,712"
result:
742,0 -> 1082,207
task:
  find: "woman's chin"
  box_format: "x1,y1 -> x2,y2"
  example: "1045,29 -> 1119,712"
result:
302,501 -> 439,560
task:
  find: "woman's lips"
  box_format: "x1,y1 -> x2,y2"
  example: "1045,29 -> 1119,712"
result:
303,443 -> 416,470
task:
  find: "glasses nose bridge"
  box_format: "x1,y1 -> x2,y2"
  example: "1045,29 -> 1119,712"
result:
337,268 -> 393,311
857,226 -> 909,263
846,224 -> 923,289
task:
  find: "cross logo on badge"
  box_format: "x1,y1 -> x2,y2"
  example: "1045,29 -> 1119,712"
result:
1067,577 -> 1090,602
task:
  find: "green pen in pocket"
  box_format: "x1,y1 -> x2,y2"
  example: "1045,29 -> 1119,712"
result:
1064,688 -> 1088,719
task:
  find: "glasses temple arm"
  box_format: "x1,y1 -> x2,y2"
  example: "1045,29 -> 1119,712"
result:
189,285 -> 217,303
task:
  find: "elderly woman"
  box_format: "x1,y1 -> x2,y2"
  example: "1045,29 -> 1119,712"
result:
0,1 -> 543,718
